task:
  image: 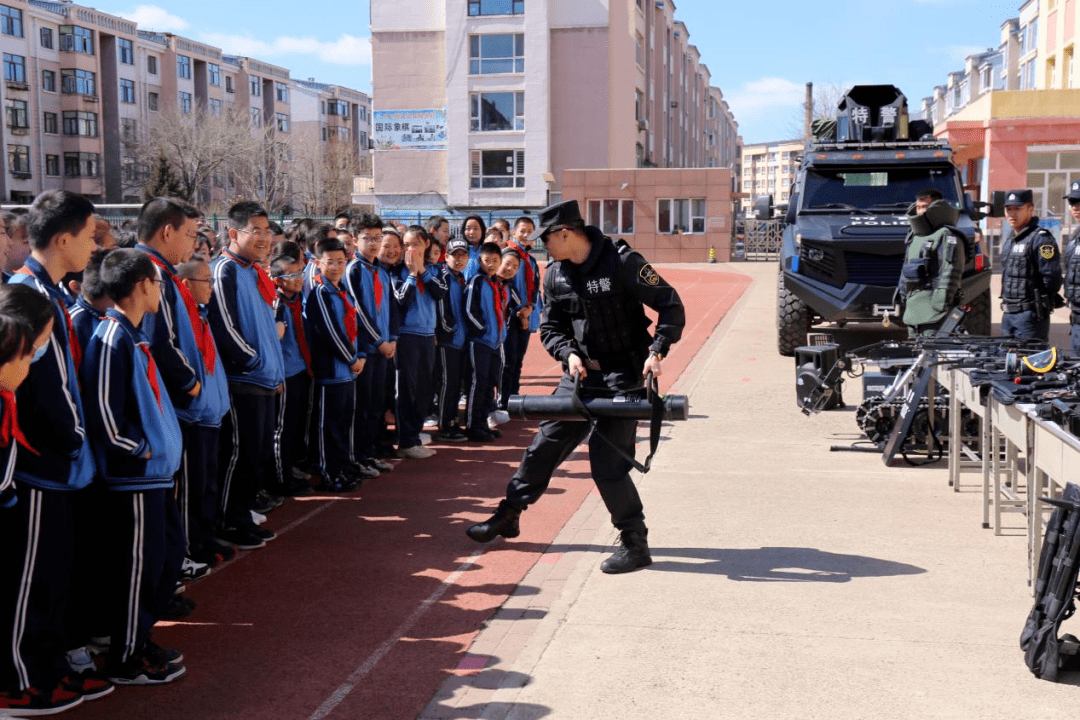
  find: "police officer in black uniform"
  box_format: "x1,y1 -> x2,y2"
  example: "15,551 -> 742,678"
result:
1063,181 -> 1080,354
999,188 -> 1063,342
465,200 -> 685,574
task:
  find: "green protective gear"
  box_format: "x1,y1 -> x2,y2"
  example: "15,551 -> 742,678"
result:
895,200 -> 966,333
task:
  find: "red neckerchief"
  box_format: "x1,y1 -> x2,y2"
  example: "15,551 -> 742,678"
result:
333,286 -> 358,345
17,266 -> 81,371
0,390 -> 38,455
368,263 -> 383,311
487,277 -> 506,335
222,249 -> 275,306
279,292 -> 313,376
138,342 -> 163,410
145,254 -> 215,374
509,241 -> 536,302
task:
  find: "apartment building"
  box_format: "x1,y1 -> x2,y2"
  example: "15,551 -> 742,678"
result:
739,138 -> 801,216
292,79 -> 373,176
920,0 -> 1080,231
703,86 -> 740,175
368,0 -> 738,214
0,0 -> 369,211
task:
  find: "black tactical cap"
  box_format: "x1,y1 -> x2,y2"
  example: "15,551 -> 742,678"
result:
1065,181 -> 1080,202
1004,189 -> 1034,206
528,200 -> 583,243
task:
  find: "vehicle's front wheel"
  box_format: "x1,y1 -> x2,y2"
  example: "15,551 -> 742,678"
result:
777,270 -> 811,356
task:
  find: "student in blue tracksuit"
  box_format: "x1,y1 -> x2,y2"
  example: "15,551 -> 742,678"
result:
461,215 -> 486,281
465,243 -> 520,441
175,258 -> 232,568
68,248 -> 112,353
83,249 -> 186,686
345,215 -> 396,475
206,201 -> 285,551
392,226 -> 448,459
500,217 -> 541,411
269,243 -> 315,496
373,229 -> 404,457
305,238 -> 364,491
300,222 -> 334,298
4,191 -> 102,705
0,285 -> 82,716
435,238 -> 471,443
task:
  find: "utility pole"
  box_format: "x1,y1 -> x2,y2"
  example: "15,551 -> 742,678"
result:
804,82 -> 813,139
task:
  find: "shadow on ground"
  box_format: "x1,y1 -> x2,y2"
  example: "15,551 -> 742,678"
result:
647,545 -> 927,582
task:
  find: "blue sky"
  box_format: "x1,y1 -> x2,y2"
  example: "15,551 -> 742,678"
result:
93,0 -> 1024,144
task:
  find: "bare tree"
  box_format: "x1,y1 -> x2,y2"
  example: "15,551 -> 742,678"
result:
290,132 -> 359,215
139,105 -> 260,205
786,82 -> 850,141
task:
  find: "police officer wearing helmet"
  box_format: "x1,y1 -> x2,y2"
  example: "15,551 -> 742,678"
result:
465,200 -> 685,574
1062,181 -> 1080,354
999,189 -> 1063,341
893,188 -> 966,337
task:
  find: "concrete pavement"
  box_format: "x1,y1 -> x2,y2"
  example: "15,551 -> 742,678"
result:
421,262 -> 1079,720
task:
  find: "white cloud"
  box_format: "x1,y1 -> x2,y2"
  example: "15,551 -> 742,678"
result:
726,77 -> 806,111
118,4 -> 189,32
198,32 -> 371,67
942,44 -> 993,63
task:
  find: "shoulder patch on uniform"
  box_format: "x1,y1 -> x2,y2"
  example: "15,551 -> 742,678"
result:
1041,245 -> 1057,260
638,263 -> 660,286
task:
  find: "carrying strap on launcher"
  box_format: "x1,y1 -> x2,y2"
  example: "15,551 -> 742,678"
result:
570,372 -> 666,474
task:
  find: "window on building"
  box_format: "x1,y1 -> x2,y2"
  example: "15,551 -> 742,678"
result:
208,62 -> 220,87
360,130 -> 368,148
327,99 -> 348,117
178,91 -> 192,114
5,99 -> 26,129
64,152 -> 99,178
469,34 -> 524,74
177,54 -> 191,79
7,144 -> 28,176
0,6 -> 22,37
148,91 -> 158,111
43,111 -> 57,134
275,82 -> 288,103
470,149 -> 525,188
656,198 -> 705,234
118,38 -> 133,65
120,78 -> 135,104
41,69 -> 55,92
59,26 -> 93,54
250,108 -> 261,127
45,154 -> 59,176
3,53 -> 24,83
276,113 -> 288,132
636,32 -> 644,67
147,55 -> 157,75
225,75 -> 234,93
1066,46 -> 1075,89
249,76 -> 261,96
39,27 -> 52,49
209,98 -> 221,116
121,117 -> 136,142
61,69 -> 95,96
359,105 -> 367,121
62,111 -> 97,137
636,89 -> 644,121
470,91 -> 524,131
468,0 -> 524,15
586,199 -> 635,235
321,127 -> 327,142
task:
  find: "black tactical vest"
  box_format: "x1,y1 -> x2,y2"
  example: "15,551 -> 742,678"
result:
1002,226 -> 1041,301
1065,232 -> 1080,307
546,237 -> 651,368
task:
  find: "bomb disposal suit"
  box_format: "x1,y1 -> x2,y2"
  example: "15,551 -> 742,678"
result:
894,199 -> 966,336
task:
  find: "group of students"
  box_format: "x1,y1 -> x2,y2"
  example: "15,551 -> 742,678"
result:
0,192 -> 542,716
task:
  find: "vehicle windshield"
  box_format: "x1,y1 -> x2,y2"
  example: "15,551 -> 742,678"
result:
801,165 -> 959,212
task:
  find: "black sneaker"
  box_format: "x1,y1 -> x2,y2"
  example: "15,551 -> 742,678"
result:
0,684 -> 83,715
253,490 -> 285,514
59,673 -> 114,701
217,527 -> 266,550
247,524 -> 277,542
161,594 -> 196,620
145,637 -> 183,665
466,429 -> 496,442
435,428 -> 468,443
282,481 -> 315,497
188,547 -> 221,568
364,457 -> 393,473
348,461 -> 380,479
210,539 -> 238,561
108,652 -> 186,685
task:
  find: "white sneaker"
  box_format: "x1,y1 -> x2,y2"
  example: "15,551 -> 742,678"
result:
66,646 -> 96,674
251,510 -> 267,525
180,556 -> 210,581
423,415 -> 439,429
419,432 -> 432,445
489,410 -> 510,427
396,445 -> 436,459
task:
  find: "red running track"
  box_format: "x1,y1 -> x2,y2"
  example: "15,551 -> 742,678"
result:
69,266 -> 749,720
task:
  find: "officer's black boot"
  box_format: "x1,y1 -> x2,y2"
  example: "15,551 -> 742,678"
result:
600,527 -> 652,574
466,500 -> 521,543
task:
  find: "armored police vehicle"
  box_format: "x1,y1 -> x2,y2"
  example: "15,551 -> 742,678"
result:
756,85 -> 993,355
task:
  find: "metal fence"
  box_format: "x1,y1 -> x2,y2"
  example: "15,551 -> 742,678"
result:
735,219 -> 784,261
